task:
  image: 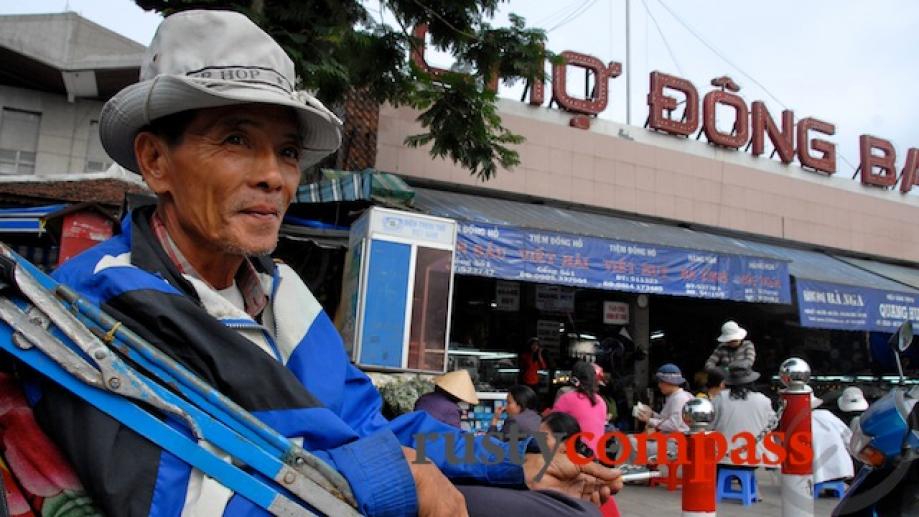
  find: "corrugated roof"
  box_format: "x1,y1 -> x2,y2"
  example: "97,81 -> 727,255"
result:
412,188 -> 783,260
702,239 -> 919,294
834,255 -> 919,291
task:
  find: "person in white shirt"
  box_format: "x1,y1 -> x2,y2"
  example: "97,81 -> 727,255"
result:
627,363 -> 693,463
812,395 -> 854,485
711,363 -> 777,466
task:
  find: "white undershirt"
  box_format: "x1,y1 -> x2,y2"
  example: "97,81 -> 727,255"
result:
215,281 -> 245,312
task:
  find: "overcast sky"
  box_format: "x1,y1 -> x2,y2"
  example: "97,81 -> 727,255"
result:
4,0 -> 918,178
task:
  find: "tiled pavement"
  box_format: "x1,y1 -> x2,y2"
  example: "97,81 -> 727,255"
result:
614,469 -> 841,517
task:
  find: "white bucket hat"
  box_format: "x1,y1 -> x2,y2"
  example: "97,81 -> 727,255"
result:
100,10 -> 342,173
837,386 -> 868,412
717,320 -> 748,343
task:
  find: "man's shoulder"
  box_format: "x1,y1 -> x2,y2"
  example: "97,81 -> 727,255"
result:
53,234 -> 131,283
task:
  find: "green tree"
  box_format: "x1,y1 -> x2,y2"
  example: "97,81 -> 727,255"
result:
134,0 -> 552,180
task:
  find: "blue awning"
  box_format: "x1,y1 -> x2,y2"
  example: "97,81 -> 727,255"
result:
413,188 -> 791,304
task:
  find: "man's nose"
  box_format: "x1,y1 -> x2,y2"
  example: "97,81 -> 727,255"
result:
251,145 -> 286,191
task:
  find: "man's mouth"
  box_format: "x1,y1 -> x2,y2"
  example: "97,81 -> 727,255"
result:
239,206 -> 281,221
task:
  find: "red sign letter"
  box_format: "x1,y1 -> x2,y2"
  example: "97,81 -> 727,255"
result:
647,71 -> 699,137
411,24 -> 498,92
703,90 -> 749,149
551,51 -> 621,129
900,148 -> 919,193
751,102 -> 795,163
796,117 -> 836,174
859,135 -> 898,188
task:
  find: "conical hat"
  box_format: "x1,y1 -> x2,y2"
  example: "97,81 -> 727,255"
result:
435,370 -> 479,404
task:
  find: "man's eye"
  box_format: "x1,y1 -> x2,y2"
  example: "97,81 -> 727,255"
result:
281,147 -> 301,161
224,134 -> 246,145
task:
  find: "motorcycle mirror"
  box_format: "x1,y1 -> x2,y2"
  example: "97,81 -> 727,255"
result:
898,320 -> 914,353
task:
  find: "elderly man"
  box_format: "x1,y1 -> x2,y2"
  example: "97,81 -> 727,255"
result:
33,10 -> 620,517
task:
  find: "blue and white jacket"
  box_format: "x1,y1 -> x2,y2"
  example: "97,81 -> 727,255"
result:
35,207 -> 526,516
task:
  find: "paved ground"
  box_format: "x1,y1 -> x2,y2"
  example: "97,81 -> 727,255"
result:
614,469 -> 841,516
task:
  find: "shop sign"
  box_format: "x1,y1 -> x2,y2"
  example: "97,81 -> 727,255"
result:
535,285 -> 576,313
603,301 -> 629,325
796,279 -> 919,333
370,210 -> 455,247
536,319 -> 562,349
495,280 -> 520,311
411,27 -> 919,195
454,221 -> 790,304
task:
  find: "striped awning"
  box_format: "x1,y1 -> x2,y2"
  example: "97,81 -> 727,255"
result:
0,204 -> 69,234
295,170 -> 414,207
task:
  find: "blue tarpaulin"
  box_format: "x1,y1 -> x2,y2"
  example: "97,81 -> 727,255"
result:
0,204 -> 69,234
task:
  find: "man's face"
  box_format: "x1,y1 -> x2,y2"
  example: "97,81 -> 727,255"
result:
143,104 -> 302,258
657,380 -> 676,395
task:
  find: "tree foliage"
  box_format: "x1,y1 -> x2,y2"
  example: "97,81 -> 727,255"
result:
134,0 -> 552,180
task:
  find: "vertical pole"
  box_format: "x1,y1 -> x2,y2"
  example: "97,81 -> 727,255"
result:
625,0 -> 632,126
682,432 -> 717,516
779,359 -> 814,517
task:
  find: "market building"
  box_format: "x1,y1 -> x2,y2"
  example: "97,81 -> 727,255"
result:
365,53 -> 919,419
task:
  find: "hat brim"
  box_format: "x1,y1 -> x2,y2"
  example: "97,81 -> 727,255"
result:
655,373 -> 686,385
717,328 -> 748,343
725,371 -> 760,385
100,75 -> 342,174
838,399 -> 868,412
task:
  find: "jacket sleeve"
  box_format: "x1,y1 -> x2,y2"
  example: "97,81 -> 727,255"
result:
704,348 -> 720,370
653,392 -> 692,432
736,341 -> 756,369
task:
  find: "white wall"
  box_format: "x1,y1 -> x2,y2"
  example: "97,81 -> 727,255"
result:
0,84 -> 105,175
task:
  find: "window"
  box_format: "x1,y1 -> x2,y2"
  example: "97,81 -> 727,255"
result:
0,108 -> 40,174
85,120 -> 112,172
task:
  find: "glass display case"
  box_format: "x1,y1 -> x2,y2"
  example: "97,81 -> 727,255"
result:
446,348 -> 518,392
460,392 -> 507,433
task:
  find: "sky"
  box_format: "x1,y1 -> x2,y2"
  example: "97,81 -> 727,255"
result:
3,0 -> 918,177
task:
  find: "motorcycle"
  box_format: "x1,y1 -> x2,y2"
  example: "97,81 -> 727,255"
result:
834,321 -> 919,516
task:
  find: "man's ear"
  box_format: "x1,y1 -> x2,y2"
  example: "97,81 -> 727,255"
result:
134,131 -> 172,195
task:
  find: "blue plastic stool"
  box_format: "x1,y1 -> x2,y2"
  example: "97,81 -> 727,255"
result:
716,466 -> 758,506
814,480 -> 847,499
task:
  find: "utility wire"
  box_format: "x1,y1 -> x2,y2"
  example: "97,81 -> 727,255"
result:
653,0 -> 787,110
547,0 -> 601,33
534,0 -> 587,28
640,0 -> 684,77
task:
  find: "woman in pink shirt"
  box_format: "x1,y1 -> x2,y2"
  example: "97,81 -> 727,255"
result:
552,360 -> 608,453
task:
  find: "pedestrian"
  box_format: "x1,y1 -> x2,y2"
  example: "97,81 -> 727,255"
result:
695,367 -> 726,399
415,370 -> 479,429
705,320 -> 756,370
36,10 -> 622,516
520,337 -> 548,391
489,384 -> 542,438
710,362 -> 777,466
836,386 -> 869,426
540,413 -> 621,517
552,360 -> 608,453
629,363 -> 693,464
811,395 -> 854,486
